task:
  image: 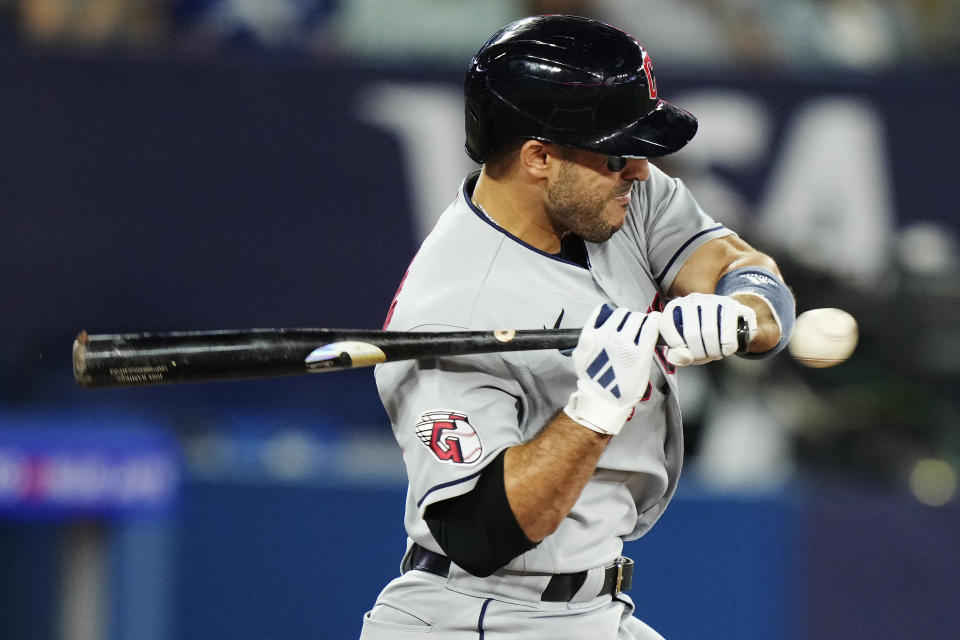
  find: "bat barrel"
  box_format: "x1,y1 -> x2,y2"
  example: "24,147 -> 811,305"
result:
73,329 -> 335,387
73,327 -> 584,388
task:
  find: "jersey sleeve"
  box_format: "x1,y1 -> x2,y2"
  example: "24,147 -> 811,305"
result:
640,163 -> 733,293
375,346 -> 525,517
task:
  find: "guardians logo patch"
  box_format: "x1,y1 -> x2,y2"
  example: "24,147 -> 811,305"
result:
415,411 -> 482,464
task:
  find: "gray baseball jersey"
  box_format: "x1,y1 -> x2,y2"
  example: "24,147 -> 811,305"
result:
376,163 -> 731,592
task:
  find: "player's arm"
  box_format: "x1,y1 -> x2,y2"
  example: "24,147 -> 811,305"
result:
660,234 -> 795,363
425,305 -> 662,575
425,411 -> 611,576
502,411 -> 611,541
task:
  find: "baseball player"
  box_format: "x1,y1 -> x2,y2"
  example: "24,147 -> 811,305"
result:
360,15 -> 796,640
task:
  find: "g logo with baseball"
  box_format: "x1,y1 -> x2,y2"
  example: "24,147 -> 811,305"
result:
415,411 -> 483,464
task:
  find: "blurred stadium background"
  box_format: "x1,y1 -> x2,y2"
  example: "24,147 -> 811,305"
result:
1,0 -> 958,638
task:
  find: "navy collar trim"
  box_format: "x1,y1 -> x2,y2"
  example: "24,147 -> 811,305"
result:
462,174 -> 589,270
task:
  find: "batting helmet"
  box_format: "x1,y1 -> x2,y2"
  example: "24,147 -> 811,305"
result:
464,15 -> 697,163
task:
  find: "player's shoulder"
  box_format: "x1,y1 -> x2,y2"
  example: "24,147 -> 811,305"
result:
632,161 -> 705,225
637,161 -> 682,200
387,185 -> 505,331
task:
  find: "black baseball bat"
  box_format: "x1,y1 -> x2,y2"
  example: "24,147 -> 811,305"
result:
73,319 -> 750,389
72,327 -> 581,388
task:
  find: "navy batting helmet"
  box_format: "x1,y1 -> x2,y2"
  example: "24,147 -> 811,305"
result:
464,15 -> 697,163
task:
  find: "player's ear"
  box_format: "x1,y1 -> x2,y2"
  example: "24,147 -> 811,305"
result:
519,140 -> 554,179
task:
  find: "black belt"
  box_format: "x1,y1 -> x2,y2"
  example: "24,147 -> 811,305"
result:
407,544 -> 633,602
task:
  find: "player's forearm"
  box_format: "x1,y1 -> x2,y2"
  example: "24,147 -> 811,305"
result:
721,254 -> 792,354
732,292 -> 780,353
670,236 -> 789,354
502,412 -> 611,542
711,250 -> 784,308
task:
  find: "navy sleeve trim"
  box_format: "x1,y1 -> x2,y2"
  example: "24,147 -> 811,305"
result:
655,225 -> 725,285
416,468 -> 485,508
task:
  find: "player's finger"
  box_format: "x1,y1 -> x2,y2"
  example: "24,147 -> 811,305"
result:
633,311 -> 661,352
605,307 -> 632,334
678,303 -> 708,361
717,302 -> 736,356
666,347 -> 694,367
657,304 -> 687,349
618,309 -> 646,344
698,302 -> 722,359
586,303 -> 616,330
659,304 -> 698,365
717,304 -> 749,356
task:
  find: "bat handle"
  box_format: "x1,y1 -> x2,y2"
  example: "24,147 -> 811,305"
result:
736,316 -> 752,354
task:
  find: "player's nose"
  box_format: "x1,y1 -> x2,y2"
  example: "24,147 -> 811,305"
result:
620,158 -> 650,181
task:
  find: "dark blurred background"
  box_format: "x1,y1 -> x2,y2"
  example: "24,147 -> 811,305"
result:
1,1 -> 958,639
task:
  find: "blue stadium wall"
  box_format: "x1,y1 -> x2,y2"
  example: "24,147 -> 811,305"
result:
1,51 -> 958,640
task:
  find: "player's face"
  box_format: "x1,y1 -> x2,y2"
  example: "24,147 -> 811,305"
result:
545,150 -> 649,243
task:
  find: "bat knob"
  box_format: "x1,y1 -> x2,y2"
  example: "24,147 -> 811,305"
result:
736,316 -> 752,354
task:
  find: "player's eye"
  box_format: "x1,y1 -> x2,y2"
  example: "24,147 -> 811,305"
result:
606,156 -> 628,172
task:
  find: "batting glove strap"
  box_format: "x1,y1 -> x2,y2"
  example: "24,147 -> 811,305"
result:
714,266 -> 795,358
563,390 -> 635,436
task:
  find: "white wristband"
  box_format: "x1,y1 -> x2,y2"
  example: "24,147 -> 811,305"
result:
563,391 -> 634,436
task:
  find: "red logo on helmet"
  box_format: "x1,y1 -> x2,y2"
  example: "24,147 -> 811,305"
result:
642,51 -> 657,100
415,411 -> 483,464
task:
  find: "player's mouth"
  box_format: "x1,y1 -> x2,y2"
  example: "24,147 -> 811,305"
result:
612,186 -> 633,206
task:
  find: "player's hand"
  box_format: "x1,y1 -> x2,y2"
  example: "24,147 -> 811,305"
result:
563,304 -> 662,436
659,293 -> 758,367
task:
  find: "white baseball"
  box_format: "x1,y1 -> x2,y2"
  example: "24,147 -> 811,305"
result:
788,308 -> 858,368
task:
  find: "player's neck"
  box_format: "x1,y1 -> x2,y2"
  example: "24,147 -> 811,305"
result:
473,168 -> 564,253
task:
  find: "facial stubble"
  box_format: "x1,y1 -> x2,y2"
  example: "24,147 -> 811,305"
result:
546,161 -> 628,244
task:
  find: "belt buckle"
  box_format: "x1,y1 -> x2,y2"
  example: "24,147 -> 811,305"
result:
614,557 -> 626,595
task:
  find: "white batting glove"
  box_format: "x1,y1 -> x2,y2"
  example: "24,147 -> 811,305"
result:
563,304 -> 662,436
659,293 -> 758,367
